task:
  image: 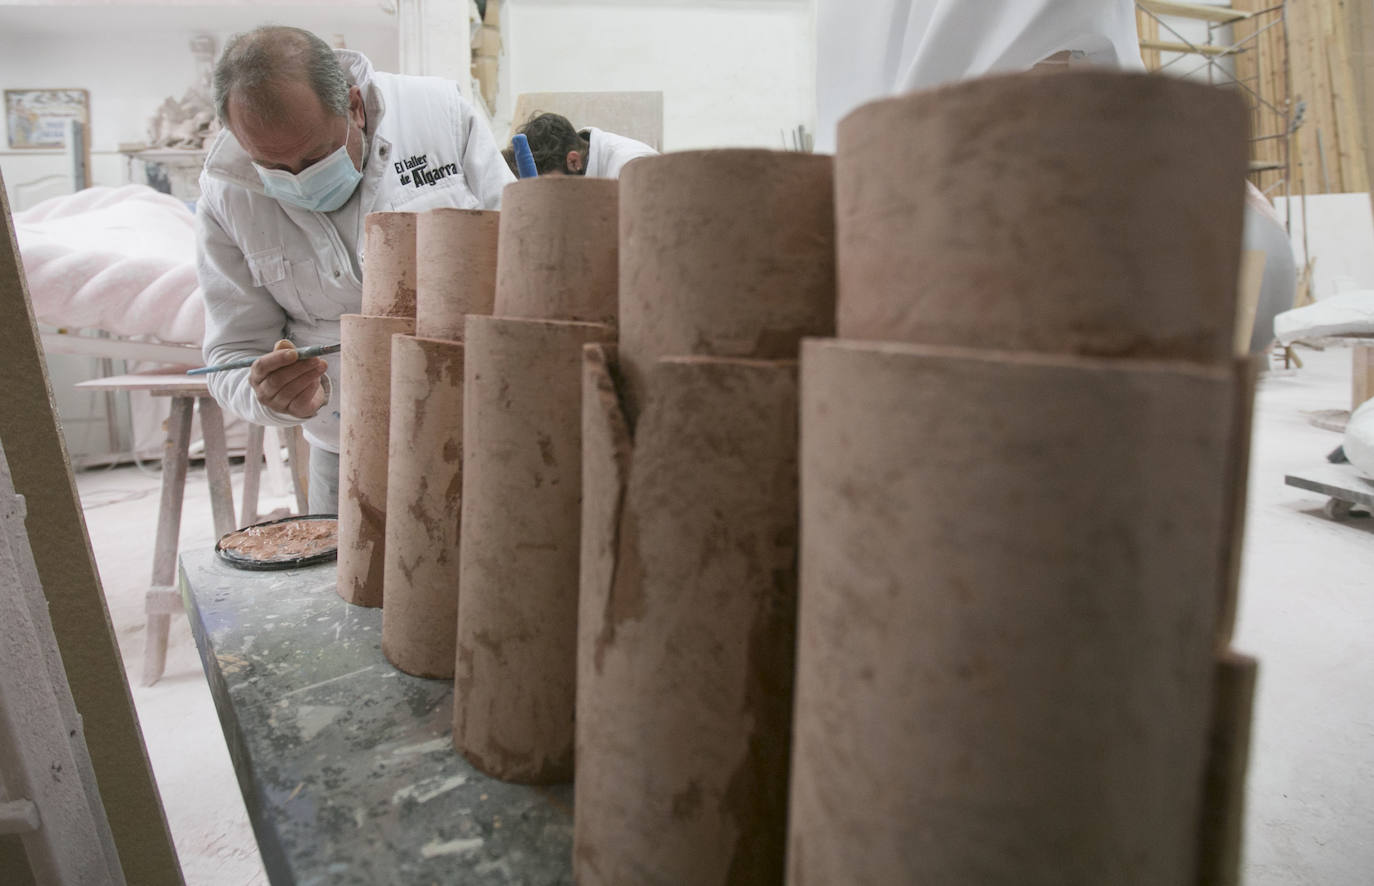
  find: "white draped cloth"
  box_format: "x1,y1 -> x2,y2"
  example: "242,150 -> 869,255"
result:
815,0 -> 1143,152
15,184 -> 204,345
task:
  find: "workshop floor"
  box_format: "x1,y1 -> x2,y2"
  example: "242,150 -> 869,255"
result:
70,345 -> 1373,885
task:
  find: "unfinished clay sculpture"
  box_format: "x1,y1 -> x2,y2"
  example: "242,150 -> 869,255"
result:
415,208 -> 499,341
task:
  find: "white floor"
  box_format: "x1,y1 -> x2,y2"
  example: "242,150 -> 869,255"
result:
68,346 -> 1373,885
76,455 -> 281,885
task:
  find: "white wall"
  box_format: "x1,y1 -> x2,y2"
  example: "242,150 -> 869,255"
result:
0,4 -> 398,207
503,0 -> 815,151
1277,194 -> 1374,300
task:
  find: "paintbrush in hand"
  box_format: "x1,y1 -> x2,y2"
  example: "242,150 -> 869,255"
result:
187,343 -> 342,376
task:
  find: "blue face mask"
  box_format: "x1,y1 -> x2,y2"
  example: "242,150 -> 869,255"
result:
254,119 -> 363,213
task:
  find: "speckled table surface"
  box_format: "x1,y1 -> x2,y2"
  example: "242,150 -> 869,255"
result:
179,548 -> 574,886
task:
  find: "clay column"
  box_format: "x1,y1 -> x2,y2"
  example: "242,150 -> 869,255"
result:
787,71 -> 1258,885
453,178 -> 617,783
575,150 -> 834,885
337,212 -> 416,607
375,211 -> 498,677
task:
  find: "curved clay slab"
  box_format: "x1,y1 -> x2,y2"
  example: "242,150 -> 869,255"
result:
576,354 -> 800,886
789,337 -> 1238,885
337,314 -> 415,607
381,334 -> 466,678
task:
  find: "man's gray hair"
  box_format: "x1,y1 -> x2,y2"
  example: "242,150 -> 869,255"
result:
213,26 -> 349,126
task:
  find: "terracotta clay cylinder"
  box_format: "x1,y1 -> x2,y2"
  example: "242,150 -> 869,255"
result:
453,314 -> 614,783
617,149 -> 835,422
361,211 -> 418,318
834,70 -> 1248,362
415,208 -> 499,341
337,313 -> 415,607
788,339 -> 1238,885
380,335 -> 466,678
577,350 -> 799,886
493,176 -> 619,324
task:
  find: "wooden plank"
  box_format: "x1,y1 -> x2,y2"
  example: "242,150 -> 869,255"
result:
144,397 -> 193,687
1139,38 -> 1237,56
0,459 -> 120,882
1354,344 -> 1374,409
1139,0 -> 1252,24
39,332 -> 200,366
74,371 -> 206,395
1285,463 -> 1374,507
240,424 -> 264,528
0,163 -> 184,886
1330,0 -> 1368,191
197,397 -> 236,540
1138,6 -> 1162,70
1346,0 -> 1374,214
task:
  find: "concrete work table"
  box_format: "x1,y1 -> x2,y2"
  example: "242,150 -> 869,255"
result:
180,548 -> 574,885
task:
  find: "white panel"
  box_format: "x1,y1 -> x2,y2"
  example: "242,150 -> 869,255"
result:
506,1 -> 814,151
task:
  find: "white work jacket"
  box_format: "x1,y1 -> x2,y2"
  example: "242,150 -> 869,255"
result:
583,127 -> 658,179
815,0 -> 1143,152
196,50 -> 513,452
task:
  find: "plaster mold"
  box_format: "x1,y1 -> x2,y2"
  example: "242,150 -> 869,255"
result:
493,177 -> 619,325
617,150 -> 834,422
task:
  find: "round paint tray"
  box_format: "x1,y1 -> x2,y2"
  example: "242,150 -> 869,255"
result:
216,514 -> 339,571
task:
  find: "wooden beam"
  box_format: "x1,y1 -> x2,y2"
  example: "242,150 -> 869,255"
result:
1139,39 -> 1240,56
1138,0 -> 1252,25
0,170 -> 184,884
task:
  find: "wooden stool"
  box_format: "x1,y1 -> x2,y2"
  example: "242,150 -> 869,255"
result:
75,370 -> 254,685
240,424 -> 311,525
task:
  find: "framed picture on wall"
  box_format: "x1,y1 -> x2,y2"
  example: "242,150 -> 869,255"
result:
5,88 -> 89,149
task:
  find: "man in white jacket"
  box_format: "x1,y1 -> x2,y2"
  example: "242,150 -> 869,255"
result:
512,112 -> 657,179
197,26 -> 513,512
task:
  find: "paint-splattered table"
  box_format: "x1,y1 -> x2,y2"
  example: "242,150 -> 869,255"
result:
180,548 -> 574,885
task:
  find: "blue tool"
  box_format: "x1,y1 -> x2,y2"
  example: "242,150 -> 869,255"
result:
512,133 -> 539,179
188,343 -> 341,376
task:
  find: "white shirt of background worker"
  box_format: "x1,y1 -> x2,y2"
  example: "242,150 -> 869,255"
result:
511,112 -> 658,179
196,26 -> 513,513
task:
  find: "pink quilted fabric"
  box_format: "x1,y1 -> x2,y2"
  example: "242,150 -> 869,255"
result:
15,185 -> 205,345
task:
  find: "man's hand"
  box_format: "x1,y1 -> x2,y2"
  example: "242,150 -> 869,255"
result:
251,339 -> 328,419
